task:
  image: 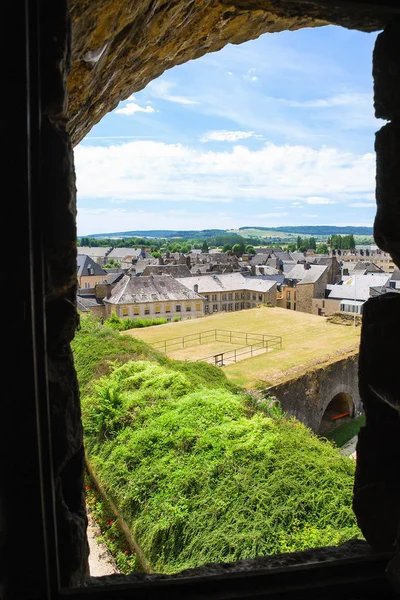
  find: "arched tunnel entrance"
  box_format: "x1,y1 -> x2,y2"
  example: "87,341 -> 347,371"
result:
318,392 -> 354,436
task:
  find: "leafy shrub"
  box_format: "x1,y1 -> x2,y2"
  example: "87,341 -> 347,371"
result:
105,313 -> 167,331
78,346 -> 362,574
172,316 -> 181,322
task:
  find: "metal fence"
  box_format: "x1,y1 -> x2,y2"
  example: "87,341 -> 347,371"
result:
152,329 -> 282,362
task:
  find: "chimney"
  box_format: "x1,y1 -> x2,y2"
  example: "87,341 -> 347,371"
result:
304,262 -> 311,270
250,265 -> 256,276
95,283 -> 112,300
194,284 -> 199,293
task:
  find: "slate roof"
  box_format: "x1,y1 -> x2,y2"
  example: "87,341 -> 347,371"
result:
326,273 -> 391,301
76,294 -> 104,308
250,254 -> 270,265
131,258 -> 158,274
77,254 -> 108,277
108,247 -> 149,259
285,264 -> 328,284
104,275 -> 204,304
142,265 -> 192,278
391,268 -> 400,281
177,273 -> 276,294
289,251 -> 307,263
78,246 -> 111,258
106,272 -> 125,285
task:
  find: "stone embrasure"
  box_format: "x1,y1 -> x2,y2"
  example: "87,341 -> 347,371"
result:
68,0 -> 393,145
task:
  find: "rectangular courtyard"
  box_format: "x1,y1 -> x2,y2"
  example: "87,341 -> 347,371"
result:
125,307 -> 361,388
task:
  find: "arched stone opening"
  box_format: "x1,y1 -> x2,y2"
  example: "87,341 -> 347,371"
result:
4,1 -> 400,597
318,391 -> 354,436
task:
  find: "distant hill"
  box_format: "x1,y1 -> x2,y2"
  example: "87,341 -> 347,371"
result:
238,226 -> 373,236
86,229 -> 227,239
83,225 -> 374,240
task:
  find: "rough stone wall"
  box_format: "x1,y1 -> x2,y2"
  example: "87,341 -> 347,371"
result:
265,283 -> 277,306
40,0 -> 89,588
67,0 -> 395,146
295,283 -> 315,313
352,20 -> 400,590
265,353 -> 361,432
311,297 -> 340,316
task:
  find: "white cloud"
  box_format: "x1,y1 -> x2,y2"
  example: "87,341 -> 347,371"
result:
114,98 -> 156,115
200,130 -> 262,142
74,141 -> 375,206
348,202 -> 376,208
148,79 -> 198,105
306,197 -> 337,205
273,92 -> 372,109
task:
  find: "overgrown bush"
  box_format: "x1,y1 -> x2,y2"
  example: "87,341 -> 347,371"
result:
75,321 -> 362,574
105,312 -> 167,331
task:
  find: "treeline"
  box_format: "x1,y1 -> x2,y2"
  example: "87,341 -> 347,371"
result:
78,233 -> 267,252
328,234 -> 356,250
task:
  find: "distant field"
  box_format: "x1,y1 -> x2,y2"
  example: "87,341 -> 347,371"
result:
125,307 -> 360,388
227,228 -> 296,239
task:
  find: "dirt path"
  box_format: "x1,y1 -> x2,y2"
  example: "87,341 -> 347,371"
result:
87,508 -> 119,576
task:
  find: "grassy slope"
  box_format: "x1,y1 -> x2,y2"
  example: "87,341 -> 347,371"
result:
126,307 -> 360,388
73,315 -> 361,574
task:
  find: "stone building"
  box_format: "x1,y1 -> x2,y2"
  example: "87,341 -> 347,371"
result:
8,2 -> 400,598
277,264 -> 328,313
77,254 -> 108,290
177,273 -> 277,314
104,274 -> 204,321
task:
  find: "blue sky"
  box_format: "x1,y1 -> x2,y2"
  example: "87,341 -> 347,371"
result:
74,25 -> 383,236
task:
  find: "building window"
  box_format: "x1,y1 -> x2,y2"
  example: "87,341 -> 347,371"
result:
286,302 -> 291,309
293,303 -> 297,311
144,306 -> 150,315
247,302 -> 250,308
235,292 -> 239,300
165,305 -> 171,313
235,302 -> 239,310
155,304 -> 161,314
252,293 -> 256,301
247,292 -> 250,300
204,295 -> 209,301
176,304 -> 181,312
228,293 -> 233,301
84,282 -> 90,289
212,294 -> 217,302
258,294 -> 263,302
196,303 -> 201,311
222,304 -> 227,311
228,303 -> 233,311
241,292 -> 245,300
286,291 -> 291,300
133,306 -> 139,315
213,304 -> 218,312
205,304 -> 209,313
186,304 -> 191,312
240,302 -> 245,310
122,305 -> 129,316
222,294 -> 227,301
